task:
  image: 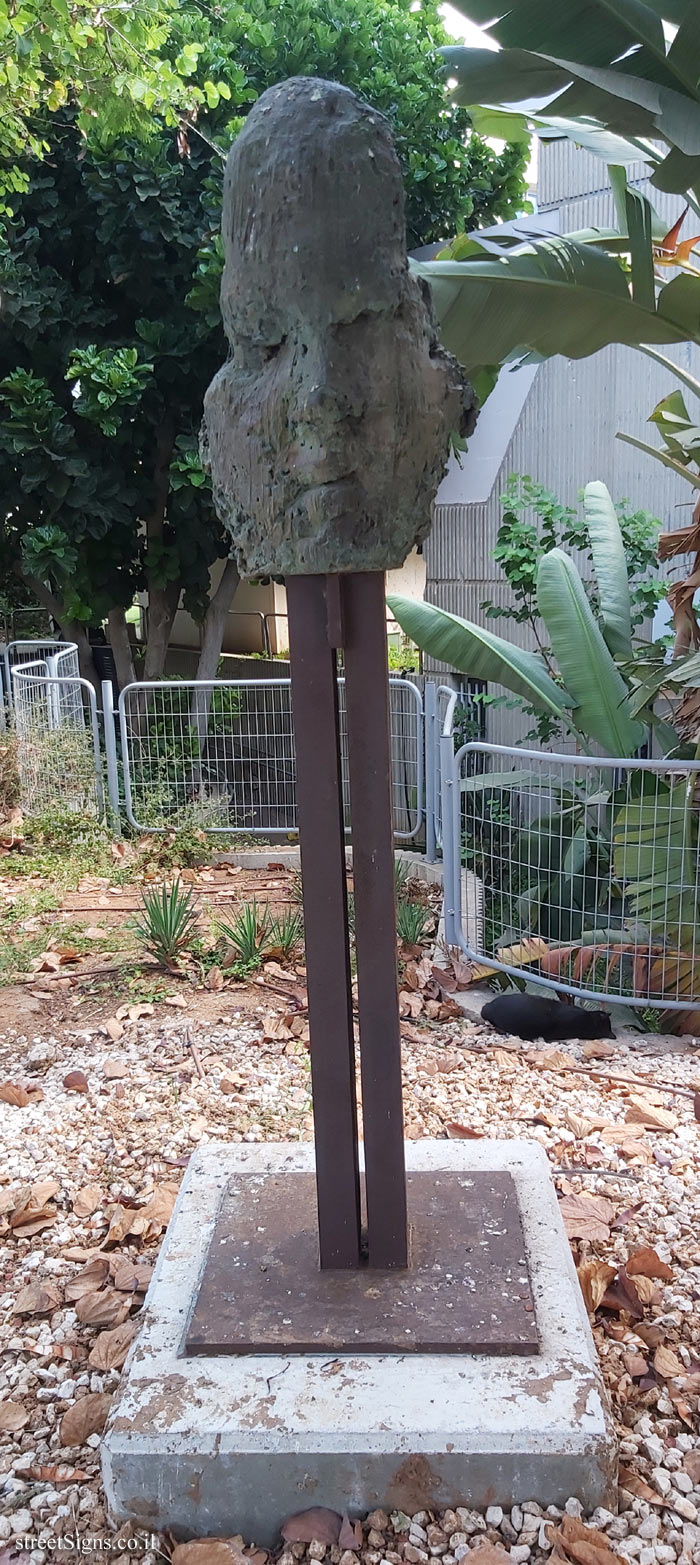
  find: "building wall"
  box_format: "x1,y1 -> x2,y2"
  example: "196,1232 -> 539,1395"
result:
426,140 -> 699,748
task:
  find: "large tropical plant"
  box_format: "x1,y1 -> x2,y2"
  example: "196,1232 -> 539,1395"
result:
409,1 -> 700,392
389,480 -> 648,758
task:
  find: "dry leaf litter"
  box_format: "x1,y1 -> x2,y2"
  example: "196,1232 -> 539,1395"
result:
1,976 -> 700,1565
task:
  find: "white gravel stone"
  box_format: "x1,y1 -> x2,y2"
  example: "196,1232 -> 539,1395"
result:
485,1511 -> 503,1529
10,1511 -> 33,1536
653,1471 -> 674,1500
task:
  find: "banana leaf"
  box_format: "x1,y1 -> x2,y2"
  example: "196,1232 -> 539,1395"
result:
536,549 -> 646,756
615,430 -> 700,486
386,594 -> 572,719
582,480 -> 633,659
411,235 -> 700,385
612,781 -> 700,941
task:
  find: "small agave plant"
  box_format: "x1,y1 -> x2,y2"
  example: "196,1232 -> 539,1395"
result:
132,878 -> 199,966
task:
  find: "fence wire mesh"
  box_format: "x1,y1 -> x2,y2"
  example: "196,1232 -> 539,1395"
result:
12,660 -> 103,817
451,742 -> 700,1015
118,677 -> 423,839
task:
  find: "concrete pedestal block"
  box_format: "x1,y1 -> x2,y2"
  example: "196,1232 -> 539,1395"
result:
102,1142 -> 616,1542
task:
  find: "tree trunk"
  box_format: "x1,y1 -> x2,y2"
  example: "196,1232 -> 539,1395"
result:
107,606 -> 137,691
194,559 -> 240,684
142,580 -> 181,681
19,570 -> 98,690
142,417 -> 179,683
189,558 -> 240,780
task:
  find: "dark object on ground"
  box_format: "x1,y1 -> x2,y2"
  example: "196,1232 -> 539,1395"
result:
481,993 -> 614,1042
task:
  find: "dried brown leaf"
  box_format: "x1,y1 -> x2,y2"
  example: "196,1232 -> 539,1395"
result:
444,1122 -> 484,1139
75,1287 -> 132,1327
466,1545 -> 510,1565
625,1095 -> 678,1132
577,1260 -> 616,1316
63,1070 -> 89,1094
128,1002 -> 154,1022
88,1320 -> 138,1370
625,1246 -> 673,1280
103,1054 -> 128,1076
559,1192 -> 614,1242
0,1402 -> 29,1433
338,1515 -> 363,1551
654,1344 -> 684,1379
24,1464 -> 90,1483
281,1509 -> 343,1546
59,1391 -> 112,1446
581,1040 -> 617,1060
64,1258 -> 110,1301
12,1281 -> 62,1316
73,1185 -> 103,1219
207,966 -> 225,992
617,1465 -> 665,1505
111,1257 -> 153,1293
171,1544 -> 246,1565
631,1275 -> 660,1306
0,1082 -> 35,1107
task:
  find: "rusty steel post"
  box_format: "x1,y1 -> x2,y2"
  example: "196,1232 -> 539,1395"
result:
343,572 -> 408,1269
286,574 -> 362,1269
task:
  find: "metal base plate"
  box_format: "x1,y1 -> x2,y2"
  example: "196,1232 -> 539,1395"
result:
184,1170 -> 538,1355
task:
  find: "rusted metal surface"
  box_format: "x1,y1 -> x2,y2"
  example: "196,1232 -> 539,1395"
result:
343,572 -> 408,1268
286,575 -> 361,1269
184,1170 -> 538,1355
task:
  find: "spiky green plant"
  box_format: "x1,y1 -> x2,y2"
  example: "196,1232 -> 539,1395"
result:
396,899 -> 431,946
394,856 -> 411,897
218,899 -> 272,972
269,907 -> 304,958
131,878 -> 199,965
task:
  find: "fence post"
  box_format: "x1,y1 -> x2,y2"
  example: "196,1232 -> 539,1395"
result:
102,680 -> 121,832
46,654 -> 60,731
440,734 -> 458,947
424,681 -> 437,863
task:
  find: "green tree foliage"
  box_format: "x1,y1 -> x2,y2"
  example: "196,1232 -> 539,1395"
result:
0,0 -> 529,685
0,0 -> 211,211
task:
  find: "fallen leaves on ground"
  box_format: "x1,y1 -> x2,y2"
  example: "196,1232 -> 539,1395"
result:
74,1287 -> 132,1328
0,1402 -> 30,1432
64,1258 -> 110,1301
104,1184 -> 177,1246
59,1392 -> 113,1446
559,1192 -> 614,1241
281,1509 -> 343,1545
625,1094 -> 679,1132
625,1245 -> 674,1280
12,1280 -> 62,1316
171,1544 -> 247,1565
0,1080 -> 44,1107
73,1184 -> 103,1218
88,1320 -> 138,1370
617,1465 -> 666,1505
63,1069 -> 89,1094
577,1259 -> 616,1315
550,1514 -> 627,1565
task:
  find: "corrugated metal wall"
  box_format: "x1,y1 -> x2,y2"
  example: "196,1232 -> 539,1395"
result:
426,140 -> 699,748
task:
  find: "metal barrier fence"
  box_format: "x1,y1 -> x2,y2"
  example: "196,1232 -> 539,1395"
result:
442,740 -> 700,1015
2,639 -> 66,711
11,661 -> 104,817
110,676 -> 425,840
7,662 -> 457,853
